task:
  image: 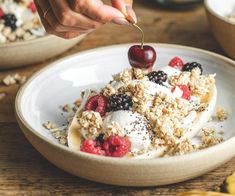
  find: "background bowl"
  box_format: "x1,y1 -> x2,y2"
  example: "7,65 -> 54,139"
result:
205,0 -> 235,60
15,44 -> 235,187
0,34 -> 85,69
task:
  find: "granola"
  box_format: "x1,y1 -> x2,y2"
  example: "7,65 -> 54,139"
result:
62,104 -> 72,113
216,106 -> 228,121
77,110 -> 103,139
2,74 -> 27,86
43,121 -> 57,130
200,128 -> 223,149
44,56 -> 227,159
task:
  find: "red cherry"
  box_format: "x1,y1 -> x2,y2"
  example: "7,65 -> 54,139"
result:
128,45 -> 156,70
0,8 -> 4,18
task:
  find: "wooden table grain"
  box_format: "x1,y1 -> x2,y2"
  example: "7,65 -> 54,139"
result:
0,1 -> 234,195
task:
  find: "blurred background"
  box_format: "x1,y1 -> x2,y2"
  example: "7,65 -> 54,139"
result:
1,0 -> 235,69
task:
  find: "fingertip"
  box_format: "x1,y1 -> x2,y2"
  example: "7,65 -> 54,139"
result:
111,0 -> 137,24
126,5 -> 137,24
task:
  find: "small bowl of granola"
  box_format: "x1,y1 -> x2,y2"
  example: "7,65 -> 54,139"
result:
0,0 -> 86,69
15,43 -> 235,186
205,0 -> 235,60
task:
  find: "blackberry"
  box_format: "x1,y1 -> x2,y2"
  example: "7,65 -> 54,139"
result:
147,70 -> 168,85
107,94 -> 133,112
182,62 -> 203,74
3,14 -> 17,31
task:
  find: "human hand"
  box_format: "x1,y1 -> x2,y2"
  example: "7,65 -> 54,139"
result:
35,0 -> 137,39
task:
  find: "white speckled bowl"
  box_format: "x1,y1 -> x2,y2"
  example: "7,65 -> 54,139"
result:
205,0 -> 235,59
15,44 -> 235,186
0,34 -> 86,69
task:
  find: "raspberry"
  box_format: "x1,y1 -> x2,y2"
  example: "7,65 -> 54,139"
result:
80,139 -> 106,156
172,85 -> 191,100
27,2 -> 37,13
103,136 -> 131,157
169,57 -> 184,70
85,95 -> 108,117
0,8 -> 4,18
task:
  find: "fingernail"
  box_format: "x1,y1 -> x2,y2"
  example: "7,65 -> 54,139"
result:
112,17 -> 130,25
126,5 -> 137,24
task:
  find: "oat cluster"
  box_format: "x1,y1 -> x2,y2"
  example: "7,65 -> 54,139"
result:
216,106 -> 228,121
62,104 -> 72,113
77,111 -> 103,139
125,82 -> 148,113
113,68 -> 147,83
51,130 -> 68,146
0,73 -> 27,102
2,74 -> 27,86
42,121 -> 68,145
102,84 -> 116,97
200,128 -> 223,149
43,121 -> 57,130
74,99 -> 82,108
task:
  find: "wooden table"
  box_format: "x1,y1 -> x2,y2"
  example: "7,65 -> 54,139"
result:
0,1 -> 234,195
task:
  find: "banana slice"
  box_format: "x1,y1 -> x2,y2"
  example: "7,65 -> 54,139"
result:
181,85 -> 217,140
67,90 -> 91,151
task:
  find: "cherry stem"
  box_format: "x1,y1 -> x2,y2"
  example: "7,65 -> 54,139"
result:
132,23 -> 144,49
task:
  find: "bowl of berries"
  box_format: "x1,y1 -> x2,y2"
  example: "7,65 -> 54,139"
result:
0,0 -> 85,69
15,41 -> 235,186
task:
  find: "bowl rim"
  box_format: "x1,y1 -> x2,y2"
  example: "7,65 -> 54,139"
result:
205,0 -> 235,26
15,43 -> 235,165
0,33 -> 86,49
0,34 -> 58,49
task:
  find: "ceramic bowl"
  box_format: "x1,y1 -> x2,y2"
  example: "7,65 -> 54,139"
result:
205,0 -> 235,60
15,43 -> 235,187
0,34 -> 86,69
